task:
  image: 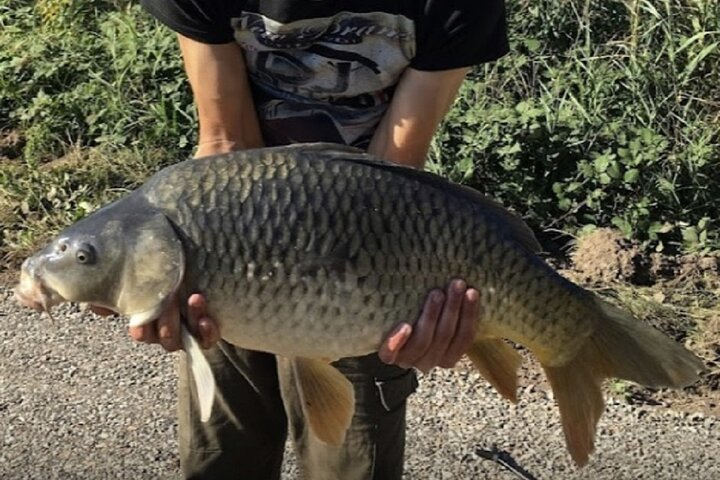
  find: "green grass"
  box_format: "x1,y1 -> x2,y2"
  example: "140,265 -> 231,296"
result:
0,0 -> 194,267
0,0 -> 195,163
429,0 -> 720,252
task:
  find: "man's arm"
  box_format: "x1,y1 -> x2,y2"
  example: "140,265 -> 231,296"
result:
177,35 -> 264,157
368,67 -> 480,372
367,67 -> 469,168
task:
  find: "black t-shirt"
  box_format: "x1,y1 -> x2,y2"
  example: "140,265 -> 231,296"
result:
141,0 -> 508,147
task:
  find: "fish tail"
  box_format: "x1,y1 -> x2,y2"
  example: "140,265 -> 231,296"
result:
541,295 -> 705,467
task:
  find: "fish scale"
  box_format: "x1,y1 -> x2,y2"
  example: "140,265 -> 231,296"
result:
135,145 -> 581,360
16,143 -> 704,466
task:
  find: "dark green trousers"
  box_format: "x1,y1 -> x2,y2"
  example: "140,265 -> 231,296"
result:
178,340 -> 418,479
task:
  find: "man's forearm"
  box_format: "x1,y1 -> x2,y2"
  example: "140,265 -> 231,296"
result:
194,139 -> 261,158
177,34 -> 264,158
367,67 -> 469,169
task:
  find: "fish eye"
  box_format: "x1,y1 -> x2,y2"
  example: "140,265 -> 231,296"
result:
75,244 -> 96,265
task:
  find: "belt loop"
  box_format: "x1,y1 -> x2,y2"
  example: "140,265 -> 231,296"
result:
374,378 -> 393,412
373,370 -> 419,413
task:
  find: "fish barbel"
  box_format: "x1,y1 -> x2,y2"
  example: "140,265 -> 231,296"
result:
14,143 -> 704,466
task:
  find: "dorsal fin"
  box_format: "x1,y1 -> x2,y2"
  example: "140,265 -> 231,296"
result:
301,145 -> 541,253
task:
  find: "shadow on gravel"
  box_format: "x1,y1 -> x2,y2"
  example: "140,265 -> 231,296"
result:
472,446 -> 539,480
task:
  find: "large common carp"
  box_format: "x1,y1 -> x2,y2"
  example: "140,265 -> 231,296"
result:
15,143 -> 704,466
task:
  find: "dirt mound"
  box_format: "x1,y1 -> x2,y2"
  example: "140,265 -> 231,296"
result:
570,228 -> 720,288
570,228 -> 647,284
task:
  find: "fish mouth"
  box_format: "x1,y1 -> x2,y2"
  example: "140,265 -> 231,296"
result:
14,270 -> 64,318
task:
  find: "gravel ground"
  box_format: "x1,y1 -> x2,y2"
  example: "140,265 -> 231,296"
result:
2,285 -> 719,479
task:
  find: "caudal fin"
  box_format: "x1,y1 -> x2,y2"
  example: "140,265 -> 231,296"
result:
542,295 -> 704,467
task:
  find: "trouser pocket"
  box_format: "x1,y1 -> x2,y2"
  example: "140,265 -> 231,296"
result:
281,353 -> 418,480
178,342 -> 288,480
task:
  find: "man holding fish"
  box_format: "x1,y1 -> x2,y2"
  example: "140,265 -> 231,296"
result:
109,1 -> 508,479
15,1 -> 703,477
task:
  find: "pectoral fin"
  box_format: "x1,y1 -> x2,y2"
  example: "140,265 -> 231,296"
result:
291,357 -> 355,446
180,325 -> 216,422
116,213 -> 185,322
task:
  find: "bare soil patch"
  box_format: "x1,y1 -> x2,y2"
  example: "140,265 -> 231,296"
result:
570,228 -> 720,288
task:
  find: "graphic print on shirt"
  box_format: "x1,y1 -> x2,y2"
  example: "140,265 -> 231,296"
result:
232,11 -> 416,147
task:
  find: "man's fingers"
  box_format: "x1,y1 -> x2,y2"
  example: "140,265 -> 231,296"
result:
157,300 -> 182,352
89,305 -> 115,317
188,293 -> 221,349
187,293 -> 207,335
378,323 -> 413,364
126,293 -> 218,352
439,288 -> 480,368
129,324 -> 160,344
414,279 -> 465,372
197,318 -> 221,349
393,289 -> 444,368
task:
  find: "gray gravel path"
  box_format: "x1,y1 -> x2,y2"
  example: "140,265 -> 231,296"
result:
2,285 -> 718,479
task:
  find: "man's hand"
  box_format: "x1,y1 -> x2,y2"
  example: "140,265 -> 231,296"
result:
378,279 -> 479,373
89,294 -> 221,351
